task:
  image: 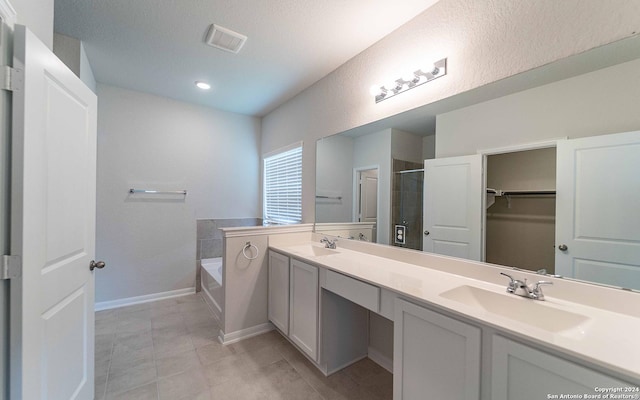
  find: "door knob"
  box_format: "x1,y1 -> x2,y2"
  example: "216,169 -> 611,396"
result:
558,244 -> 568,251
90,260 -> 106,271
424,230 -> 430,236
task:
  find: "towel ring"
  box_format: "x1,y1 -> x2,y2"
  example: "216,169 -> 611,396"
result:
242,241 -> 259,260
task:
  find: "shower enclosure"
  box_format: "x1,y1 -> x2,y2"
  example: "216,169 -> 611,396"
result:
392,159 -> 424,251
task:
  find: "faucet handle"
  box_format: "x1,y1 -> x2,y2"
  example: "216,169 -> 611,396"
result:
533,281 -> 553,290
500,272 -> 514,281
500,272 -> 517,293
532,281 -> 553,300
320,237 -> 338,249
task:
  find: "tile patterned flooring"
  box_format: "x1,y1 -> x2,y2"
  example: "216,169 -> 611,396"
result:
95,293 -> 393,400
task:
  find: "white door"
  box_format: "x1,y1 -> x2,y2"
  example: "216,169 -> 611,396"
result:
358,169 -> 378,223
556,131 -> 640,289
10,25 -> 98,400
423,155 -> 483,261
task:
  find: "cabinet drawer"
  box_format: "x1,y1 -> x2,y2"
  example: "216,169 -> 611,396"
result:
324,270 -> 380,312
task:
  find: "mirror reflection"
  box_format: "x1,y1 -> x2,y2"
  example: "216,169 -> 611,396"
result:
315,35 -> 640,291
316,128 -> 433,246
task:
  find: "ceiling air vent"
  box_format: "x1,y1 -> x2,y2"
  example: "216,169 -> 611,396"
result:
205,24 -> 247,54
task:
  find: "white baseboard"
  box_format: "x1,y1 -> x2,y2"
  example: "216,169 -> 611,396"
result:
95,287 -> 196,311
368,346 -> 393,373
218,323 -> 274,345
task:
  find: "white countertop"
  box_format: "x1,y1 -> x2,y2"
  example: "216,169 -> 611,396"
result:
269,239 -> 640,383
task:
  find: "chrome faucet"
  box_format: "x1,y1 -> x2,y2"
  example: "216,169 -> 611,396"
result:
500,272 -> 553,301
320,237 -> 338,249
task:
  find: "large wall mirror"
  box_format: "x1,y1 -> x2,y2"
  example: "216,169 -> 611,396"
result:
315,34 -> 640,291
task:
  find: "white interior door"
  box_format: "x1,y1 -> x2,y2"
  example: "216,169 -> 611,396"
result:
359,169 -> 378,223
423,155 -> 482,261
556,131 -> 640,289
10,25 -> 98,400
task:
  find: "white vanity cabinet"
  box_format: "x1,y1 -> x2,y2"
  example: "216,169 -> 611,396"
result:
394,298 -> 481,400
289,258 -> 319,361
268,245 -> 640,392
491,336 -> 634,400
268,250 -> 319,362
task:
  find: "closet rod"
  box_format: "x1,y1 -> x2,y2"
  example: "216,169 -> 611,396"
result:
501,190 -> 556,196
395,168 -> 424,174
129,189 -> 187,195
486,189 -> 556,196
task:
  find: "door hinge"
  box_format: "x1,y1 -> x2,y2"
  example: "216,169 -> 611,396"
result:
1,255 -> 21,280
1,65 -> 22,91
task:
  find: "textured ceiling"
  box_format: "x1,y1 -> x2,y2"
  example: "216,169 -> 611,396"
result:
54,0 -> 440,116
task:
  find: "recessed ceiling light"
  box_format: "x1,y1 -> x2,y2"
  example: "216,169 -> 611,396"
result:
195,81 -> 211,90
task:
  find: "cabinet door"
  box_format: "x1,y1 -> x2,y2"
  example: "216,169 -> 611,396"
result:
268,251 -> 290,334
394,298 -> 481,400
492,335 -> 633,400
289,259 -> 319,361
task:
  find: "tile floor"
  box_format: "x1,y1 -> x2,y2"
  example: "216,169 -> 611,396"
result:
95,293 -> 393,400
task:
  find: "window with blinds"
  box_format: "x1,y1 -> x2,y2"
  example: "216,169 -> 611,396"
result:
263,144 -> 302,224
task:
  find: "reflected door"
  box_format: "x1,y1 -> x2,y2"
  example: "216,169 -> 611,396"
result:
423,155 -> 482,261
358,169 -> 378,224
10,25 -> 98,399
556,131 -> 640,289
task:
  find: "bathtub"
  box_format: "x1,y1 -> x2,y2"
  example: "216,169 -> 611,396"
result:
201,257 -> 223,322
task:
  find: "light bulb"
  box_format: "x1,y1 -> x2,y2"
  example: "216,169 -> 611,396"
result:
195,81 -> 211,90
369,84 -> 383,96
402,72 -> 419,85
386,80 -> 402,92
416,68 -> 434,80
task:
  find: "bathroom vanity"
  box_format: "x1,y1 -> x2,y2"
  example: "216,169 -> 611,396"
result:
267,233 -> 640,400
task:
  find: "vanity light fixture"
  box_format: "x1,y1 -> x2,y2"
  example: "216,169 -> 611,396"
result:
195,81 -> 211,90
370,58 -> 447,103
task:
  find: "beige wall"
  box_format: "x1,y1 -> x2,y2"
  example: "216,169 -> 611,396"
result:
223,235 -> 270,336
53,33 -> 97,92
12,0 -> 54,49
422,135 -> 436,161
436,57 -> 640,157
486,149 -> 556,192
315,135 -> 355,223
391,129 -> 423,164
262,0 -> 640,223
96,84 -> 261,303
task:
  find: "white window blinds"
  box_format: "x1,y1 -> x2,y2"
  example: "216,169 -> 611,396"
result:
263,144 -> 302,224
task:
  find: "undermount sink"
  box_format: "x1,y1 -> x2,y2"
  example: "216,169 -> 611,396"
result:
440,285 -> 590,333
287,244 -> 339,257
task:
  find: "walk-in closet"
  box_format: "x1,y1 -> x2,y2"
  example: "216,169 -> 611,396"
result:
485,148 -> 557,274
